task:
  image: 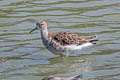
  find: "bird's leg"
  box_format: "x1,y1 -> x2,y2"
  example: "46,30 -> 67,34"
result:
66,49 -> 70,57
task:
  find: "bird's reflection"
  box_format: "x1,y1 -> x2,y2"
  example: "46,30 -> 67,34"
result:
39,55 -> 95,77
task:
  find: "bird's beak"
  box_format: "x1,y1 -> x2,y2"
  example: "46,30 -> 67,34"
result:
29,27 -> 38,33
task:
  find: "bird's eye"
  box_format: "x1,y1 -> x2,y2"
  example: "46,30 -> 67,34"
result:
41,24 -> 43,25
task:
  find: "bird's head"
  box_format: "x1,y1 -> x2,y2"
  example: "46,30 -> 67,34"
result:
29,20 -> 47,33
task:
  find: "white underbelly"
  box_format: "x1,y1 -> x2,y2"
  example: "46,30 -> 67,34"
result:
65,42 -> 93,51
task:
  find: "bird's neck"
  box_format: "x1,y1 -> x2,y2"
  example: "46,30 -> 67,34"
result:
40,26 -> 49,40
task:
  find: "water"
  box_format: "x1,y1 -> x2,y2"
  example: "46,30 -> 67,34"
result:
0,0 -> 120,80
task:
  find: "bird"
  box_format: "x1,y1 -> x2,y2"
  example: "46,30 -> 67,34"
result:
42,75 -> 82,80
29,20 -> 98,56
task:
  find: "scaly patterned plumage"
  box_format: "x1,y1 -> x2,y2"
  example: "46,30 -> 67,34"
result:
49,32 -> 96,46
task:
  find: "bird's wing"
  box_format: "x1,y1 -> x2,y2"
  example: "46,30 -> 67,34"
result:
48,32 -> 97,46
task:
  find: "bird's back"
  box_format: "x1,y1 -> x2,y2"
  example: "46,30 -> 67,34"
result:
48,32 -> 97,46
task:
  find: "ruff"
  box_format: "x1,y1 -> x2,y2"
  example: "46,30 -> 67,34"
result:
30,20 -> 98,56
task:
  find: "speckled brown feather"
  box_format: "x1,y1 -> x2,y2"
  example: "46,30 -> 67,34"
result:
48,32 -> 96,46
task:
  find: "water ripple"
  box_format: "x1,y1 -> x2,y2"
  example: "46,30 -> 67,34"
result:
0,0 -> 120,80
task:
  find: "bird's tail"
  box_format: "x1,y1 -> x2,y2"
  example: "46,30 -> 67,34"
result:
90,39 -> 99,44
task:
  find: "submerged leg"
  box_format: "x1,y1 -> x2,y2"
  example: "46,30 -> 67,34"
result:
66,49 -> 71,57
